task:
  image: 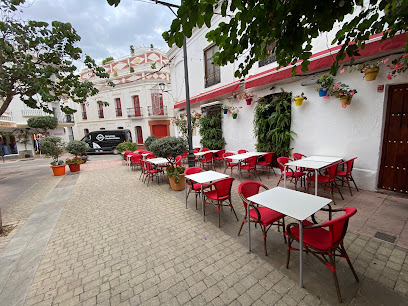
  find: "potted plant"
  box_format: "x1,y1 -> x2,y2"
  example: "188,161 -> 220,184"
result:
347,58 -> 388,81
331,83 -> 357,108
145,135 -> 158,151
222,104 -> 229,114
386,53 -> 408,79
293,93 -> 307,106
228,106 -> 242,119
65,140 -> 87,172
40,136 -> 66,176
240,92 -> 255,105
116,142 -> 137,153
172,113 -> 200,138
150,136 -> 187,191
316,73 -> 335,97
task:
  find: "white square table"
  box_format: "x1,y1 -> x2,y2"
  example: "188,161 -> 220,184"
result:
247,187 -> 332,287
147,157 -> 169,165
284,159 -> 339,195
184,170 -> 229,221
227,152 -> 267,179
194,150 -> 219,157
304,156 -> 343,163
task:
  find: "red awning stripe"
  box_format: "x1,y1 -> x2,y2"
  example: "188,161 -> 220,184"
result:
245,33 -> 407,89
174,80 -> 241,109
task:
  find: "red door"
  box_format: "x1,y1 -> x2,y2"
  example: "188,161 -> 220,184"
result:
136,126 -> 143,144
152,125 -> 168,138
151,93 -> 164,115
133,95 -> 141,116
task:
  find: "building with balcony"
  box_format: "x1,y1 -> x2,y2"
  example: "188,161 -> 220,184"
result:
74,47 -> 174,147
168,11 -> 408,193
0,99 -> 75,159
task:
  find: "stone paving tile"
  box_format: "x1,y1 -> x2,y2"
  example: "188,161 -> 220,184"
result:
0,161 -> 403,306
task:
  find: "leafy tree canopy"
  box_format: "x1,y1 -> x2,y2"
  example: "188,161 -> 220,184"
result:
27,116 -> 58,133
0,0 -> 113,116
108,0 -> 407,77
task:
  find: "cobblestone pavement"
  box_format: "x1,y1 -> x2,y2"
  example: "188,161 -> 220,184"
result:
0,159 -> 407,305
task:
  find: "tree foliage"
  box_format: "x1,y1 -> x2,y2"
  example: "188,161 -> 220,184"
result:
199,113 -> 226,149
0,0 -> 113,116
153,0 -> 407,77
144,135 -> 158,151
116,142 -> 137,153
40,136 -> 65,165
65,140 -> 87,157
27,116 -> 58,134
149,136 -> 187,165
102,56 -> 114,65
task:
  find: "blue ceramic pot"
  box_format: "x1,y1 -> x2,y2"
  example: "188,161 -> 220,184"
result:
223,108 -> 228,114
319,88 -> 328,97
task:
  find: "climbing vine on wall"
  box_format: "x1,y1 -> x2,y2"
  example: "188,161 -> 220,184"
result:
253,91 -> 295,157
199,112 -> 226,150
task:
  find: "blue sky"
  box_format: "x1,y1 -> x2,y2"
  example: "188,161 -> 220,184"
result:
19,0 -> 179,68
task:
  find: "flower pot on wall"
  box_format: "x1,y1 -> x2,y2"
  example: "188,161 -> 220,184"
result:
319,88 -> 328,97
294,97 -> 304,106
223,108 -> 228,114
364,68 -> 379,81
246,98 -> 252,105
168,174 -> 185,191
68,163 -> 80,173
340,95 -> 353,108
51,164 -> 66,176
232,114 -> 238,119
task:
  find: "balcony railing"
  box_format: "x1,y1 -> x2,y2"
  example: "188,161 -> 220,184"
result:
147,106 -> 167,117
98,110 -> 104,119
82,112 -> 87,120
115,108 -> 123,117
22,109 -> 49,117
57,114 -> 74,124
0,112 -> 13,121
127,107 -> 143,118
205,70 -> 221,88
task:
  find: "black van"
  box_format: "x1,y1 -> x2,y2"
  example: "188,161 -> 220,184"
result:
81,129 -> 132,154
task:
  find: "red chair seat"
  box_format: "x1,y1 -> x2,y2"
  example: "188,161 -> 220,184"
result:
205,190 -> 229,201
256,161 -> 268,166
336,170 -> 347,176
148,169 -> 160,174
308,174 -> 330,183
289,220 -> 330,250
285,171 -> 305,178
192,183 -> 208,191
249,207 -> 285,227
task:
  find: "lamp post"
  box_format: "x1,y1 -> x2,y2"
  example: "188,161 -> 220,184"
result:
149,0 -> 195,167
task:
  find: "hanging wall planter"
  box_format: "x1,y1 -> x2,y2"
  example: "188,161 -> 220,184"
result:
232,114 -> 238,119
293,93 -> 307,106
364,68 -> 379,81
246,98 -> 252,105
223,108 -> 228,114
319,88 -> 329,97
340,95 -> 353,108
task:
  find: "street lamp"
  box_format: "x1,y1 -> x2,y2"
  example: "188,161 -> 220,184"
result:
148,0 -> 195,167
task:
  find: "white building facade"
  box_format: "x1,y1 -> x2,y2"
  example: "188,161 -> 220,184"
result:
168,13 -> 408,193
75,47 -> 174,148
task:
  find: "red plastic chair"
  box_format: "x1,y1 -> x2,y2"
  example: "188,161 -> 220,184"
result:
292,153 -> 306,160
238,149 -> 247,154
181,151 -> 188,164
200,152 -> 214,170
139,160 -> 147,181
276,157 -> 305,191
193,148 -> 200,153
204,177 -> 238,227
336,157 -> 359,196
213,149 -> 226,168
240,155 -> 261,181
123,150 -> 132,164
307,162 -> 344,204
256,152 -> 276,179
237,181 -> 286,255
146,153 -> 156,159
286,207 -> 359,303
223,152 -> 238,175
144,161 -> 162,185
130,153 -> 142,170
175,155 -> 182,166
185,167 -> 208,209
201,148 -> 210,152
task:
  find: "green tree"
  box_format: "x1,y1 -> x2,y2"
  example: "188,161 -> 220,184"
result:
27,116 -> 58,135
0,0 -> 113,116
102,56 -> 114,65
108,0 -> 407,77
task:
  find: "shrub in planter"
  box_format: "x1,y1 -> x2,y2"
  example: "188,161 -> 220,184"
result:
150,137 -> 187,190
144,135 -> 158,151
116,142 -> 137,153
65,140 -> 87,157
40,136 -> 65,176
27,116 -> 58,134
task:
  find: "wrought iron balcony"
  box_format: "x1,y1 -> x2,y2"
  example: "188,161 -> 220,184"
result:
127,107 -> 143,118
98,110 -> 104,119
82,112 -> 87,120
115,108 -> 123,117
57,114 -> 74,124
147,106 -> 167,116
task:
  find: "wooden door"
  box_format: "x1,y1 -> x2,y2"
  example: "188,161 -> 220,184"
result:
152,125 -> 168,138
378,84 -> 408,193
133,96 -> 141,116
136,126 -> 143,144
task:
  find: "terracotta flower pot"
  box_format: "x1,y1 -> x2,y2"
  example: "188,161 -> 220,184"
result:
168,174 -> 185,191
68,163 -> 81,173
364,68 -> 379,81
51,164 -> 66,176
294,97 -> 304,106
246,98 -> 252,105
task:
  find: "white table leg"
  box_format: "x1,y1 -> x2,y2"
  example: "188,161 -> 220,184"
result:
315,169 -> 318,196
202,184 -> 205,221
299,220 -> 303,288
247,201 -> 251,253
284,165 -> 287,188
